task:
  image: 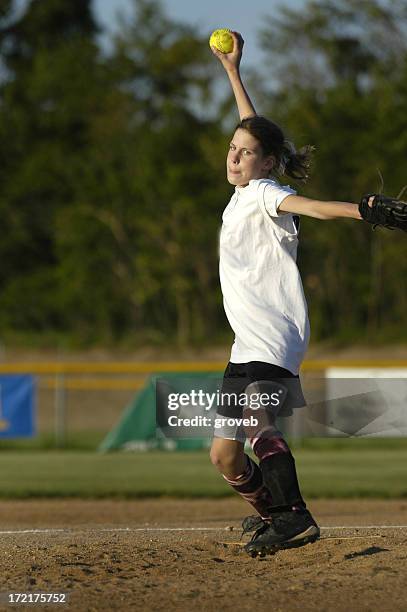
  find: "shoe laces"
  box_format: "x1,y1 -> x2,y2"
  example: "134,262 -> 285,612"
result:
241,514 -> 266,535
240,514 -> 272,541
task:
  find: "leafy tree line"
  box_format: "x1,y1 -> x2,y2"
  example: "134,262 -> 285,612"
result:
259,0 -> 407,341
0,0 -> 406,348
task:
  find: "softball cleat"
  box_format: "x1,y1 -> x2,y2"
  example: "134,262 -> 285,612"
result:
243,508 -> 320,557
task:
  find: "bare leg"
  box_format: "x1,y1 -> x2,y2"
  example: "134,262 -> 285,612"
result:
210,438 -> 246,479
210,437 -> 275,518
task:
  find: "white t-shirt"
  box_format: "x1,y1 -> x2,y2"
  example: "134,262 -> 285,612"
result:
219,178 -> 310,375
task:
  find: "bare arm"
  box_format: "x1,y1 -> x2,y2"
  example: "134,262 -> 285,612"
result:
226,68 -> 256,121
279,195 -> 362,220
210,31 -> 256,120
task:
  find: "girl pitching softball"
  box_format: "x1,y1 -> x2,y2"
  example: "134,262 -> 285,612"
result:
209,31 -> 362,557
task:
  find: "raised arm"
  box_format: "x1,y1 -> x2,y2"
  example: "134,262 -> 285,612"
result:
210,31 -> 256,120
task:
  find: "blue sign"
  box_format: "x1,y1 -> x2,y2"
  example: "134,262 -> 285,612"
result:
0,376 -> 36,438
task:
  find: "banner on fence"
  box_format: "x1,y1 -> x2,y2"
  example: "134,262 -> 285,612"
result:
0,375 -> 35,438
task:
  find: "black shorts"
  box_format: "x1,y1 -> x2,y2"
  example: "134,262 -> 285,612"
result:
213,361 -> 306,442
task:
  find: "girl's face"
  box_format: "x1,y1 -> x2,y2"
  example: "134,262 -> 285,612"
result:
226,128 -> 274,187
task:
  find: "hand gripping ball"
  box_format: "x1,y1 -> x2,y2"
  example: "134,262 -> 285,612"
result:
209,29 -> 234,54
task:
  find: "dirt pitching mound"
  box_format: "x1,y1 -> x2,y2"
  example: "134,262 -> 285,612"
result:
0,499 -> 406,611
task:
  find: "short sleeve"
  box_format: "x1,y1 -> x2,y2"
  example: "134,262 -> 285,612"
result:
256,179 -> 296,218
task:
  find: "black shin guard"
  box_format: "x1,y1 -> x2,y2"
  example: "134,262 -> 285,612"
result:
259,452 -> 306,514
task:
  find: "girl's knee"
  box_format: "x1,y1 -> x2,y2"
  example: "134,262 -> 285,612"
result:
209,442 -> 245,477
209,446 -> 225,470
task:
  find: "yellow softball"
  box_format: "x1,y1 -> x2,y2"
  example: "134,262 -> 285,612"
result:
209,29 -> 234,54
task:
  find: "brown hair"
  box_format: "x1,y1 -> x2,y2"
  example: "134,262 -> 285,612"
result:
236,116 -> 314,182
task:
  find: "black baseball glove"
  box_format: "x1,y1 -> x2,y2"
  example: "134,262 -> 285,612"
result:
359,193 -> 407,232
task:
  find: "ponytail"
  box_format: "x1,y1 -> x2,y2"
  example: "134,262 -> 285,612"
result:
237,116 -> 314,183
280,140 -> 314,182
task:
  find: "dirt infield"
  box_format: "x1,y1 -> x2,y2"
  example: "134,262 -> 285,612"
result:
0,499 -> 406,611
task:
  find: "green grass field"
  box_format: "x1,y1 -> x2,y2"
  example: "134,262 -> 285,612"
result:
0,439 -> 406,499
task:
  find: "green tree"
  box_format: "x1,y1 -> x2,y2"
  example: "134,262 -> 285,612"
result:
53,0 -> 229,345
0,1 -> 110,339
259,0 -> 407,342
